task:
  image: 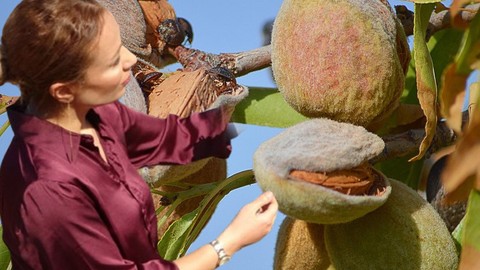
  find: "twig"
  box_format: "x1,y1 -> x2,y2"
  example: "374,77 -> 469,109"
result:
371,111 -> 470,164
168,45 -> 271,77
396,4 -> 480,37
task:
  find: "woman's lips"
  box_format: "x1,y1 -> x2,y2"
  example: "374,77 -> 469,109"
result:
122,75 -> 131,86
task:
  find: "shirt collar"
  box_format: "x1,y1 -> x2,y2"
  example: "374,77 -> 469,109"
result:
7,101 -> 102,163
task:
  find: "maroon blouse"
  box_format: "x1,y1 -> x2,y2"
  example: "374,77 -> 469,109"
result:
0,101 -> 232,269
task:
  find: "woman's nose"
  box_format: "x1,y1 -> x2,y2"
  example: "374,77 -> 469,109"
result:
122,47 -> 137,70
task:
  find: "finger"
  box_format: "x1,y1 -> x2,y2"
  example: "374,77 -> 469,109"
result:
251,191 -> 275,209
255,192 -> 278,215
260,198 -> 278,216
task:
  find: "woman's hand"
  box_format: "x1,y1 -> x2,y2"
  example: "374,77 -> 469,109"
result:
173,191 -> 278,270
217,191 -> 278,256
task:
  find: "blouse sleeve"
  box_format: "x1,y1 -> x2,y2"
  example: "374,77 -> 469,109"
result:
114,102 -> 232,168
17,180 -> 178,270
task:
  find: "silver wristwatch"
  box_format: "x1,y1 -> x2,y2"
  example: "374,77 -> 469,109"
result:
209,239 -> 231,267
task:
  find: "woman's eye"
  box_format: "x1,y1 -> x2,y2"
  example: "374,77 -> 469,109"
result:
111,57 -> 120,67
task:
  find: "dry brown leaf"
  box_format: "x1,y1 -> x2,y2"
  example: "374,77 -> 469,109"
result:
459,245 -> 480,270
469,82 -> 479,125
441,107 -> 480,202
451,0 -> 480,29
394,104 -> 427,127
409,71 -> 437,162
451,0 -> 471,18
477,166 -> 480,191
440,63 -> 469,134
435,2 -> 449,13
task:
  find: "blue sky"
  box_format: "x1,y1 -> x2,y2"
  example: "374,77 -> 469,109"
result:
0,1 -> 284,269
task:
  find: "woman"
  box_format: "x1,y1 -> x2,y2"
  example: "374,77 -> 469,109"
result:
0,0 -> 278,269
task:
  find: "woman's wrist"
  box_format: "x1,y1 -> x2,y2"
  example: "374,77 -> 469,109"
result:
216,232 -> 241,258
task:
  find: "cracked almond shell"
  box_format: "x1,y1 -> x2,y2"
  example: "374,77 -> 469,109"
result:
253,118 -> 391,224
142,69 -> 248,185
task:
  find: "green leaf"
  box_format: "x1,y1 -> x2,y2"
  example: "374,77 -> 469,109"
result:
0,122 -> 10,137
458,189 -> 480,268
231,87 -> 307,128
183,170 -> 255,249
0,95 -> 17,115
463,189 -> 480,250
429,29 -> 465,90
455,12 -> 480,74
375,156 -> 424,189
156,170 -> 255,260
452,215 -> 465,253
410,3 -> 438,162
0,226 -> 11,270
158,209 -> 200,260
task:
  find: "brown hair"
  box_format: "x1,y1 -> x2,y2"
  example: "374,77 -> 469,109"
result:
0,0 -> 106,114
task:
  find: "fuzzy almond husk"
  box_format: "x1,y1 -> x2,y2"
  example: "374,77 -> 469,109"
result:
254,118 -> 391,224
274,217 -> 334,270
271,0 -> 408,127
324,179 -> 459,270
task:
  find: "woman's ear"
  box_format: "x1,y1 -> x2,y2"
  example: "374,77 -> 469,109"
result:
49,82 -> 75,104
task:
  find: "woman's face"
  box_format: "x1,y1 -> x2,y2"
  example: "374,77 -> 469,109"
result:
72,10 -> 137,109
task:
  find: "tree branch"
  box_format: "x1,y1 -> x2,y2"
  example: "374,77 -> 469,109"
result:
395,3 -> 480,37
370,111 -> 470,164
168,45 -> 271,77
165,4 -> 479,79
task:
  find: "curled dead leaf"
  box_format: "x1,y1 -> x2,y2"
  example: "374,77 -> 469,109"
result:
409,75 -> 437,162
410,3 -> 438,162
441,107 -> 480,203
440,63 -> 468,135
459,245 -> 480,270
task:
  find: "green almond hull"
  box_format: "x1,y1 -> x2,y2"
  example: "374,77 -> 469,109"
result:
273,179 -> 458,269
324,179 -> 459,269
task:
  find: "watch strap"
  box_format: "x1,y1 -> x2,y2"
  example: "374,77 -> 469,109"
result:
209,239 -> 231,267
